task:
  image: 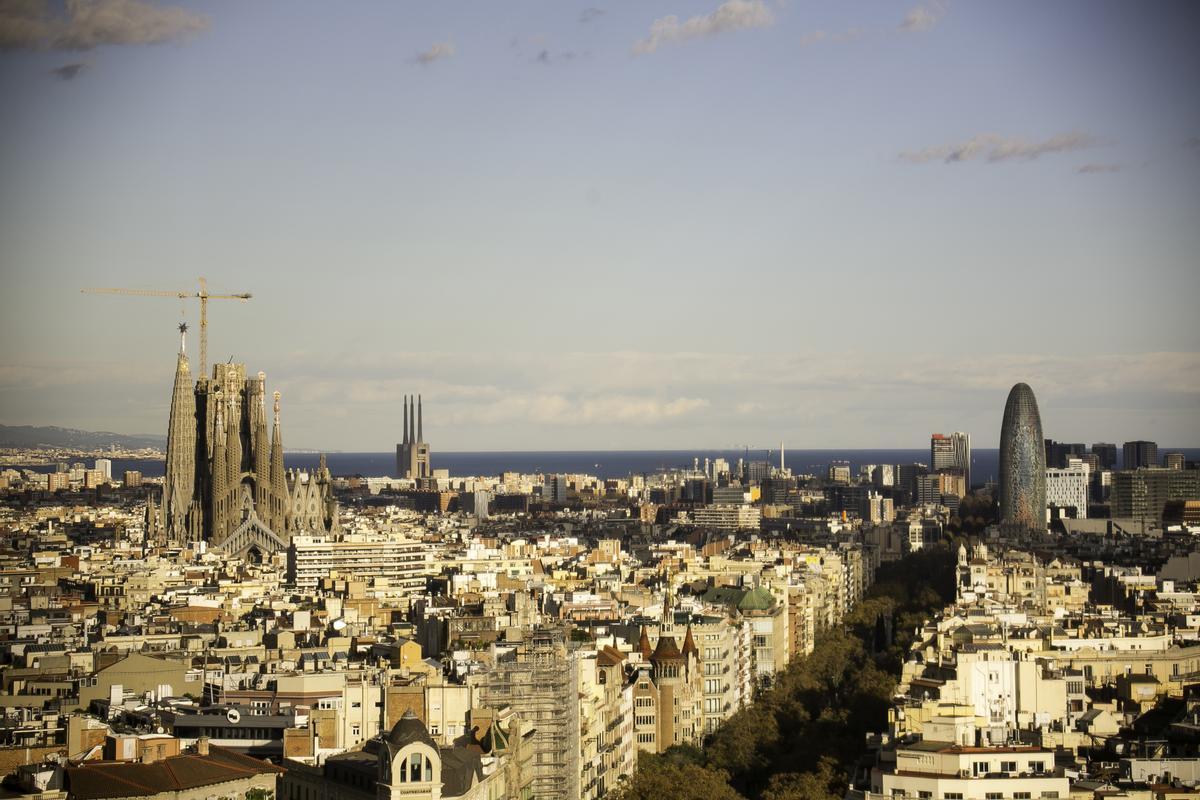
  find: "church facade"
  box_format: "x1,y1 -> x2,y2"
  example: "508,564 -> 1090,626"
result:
155,326 -> 337,556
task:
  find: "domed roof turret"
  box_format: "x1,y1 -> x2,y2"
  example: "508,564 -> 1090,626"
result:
738,586 -> 776,612
386,709 -> 437,750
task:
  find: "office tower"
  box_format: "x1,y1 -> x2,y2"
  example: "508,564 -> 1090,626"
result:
160,326 -> 336,554
395,394 -> 432,479
123,470 -> 143,488
711,458 -> 730,480
1164,452 -> 1186,470
1045,458 -> 1090,519
827,462 -> 851,484
1091,442 -> 1117,470
1044,440 -> 1087,469
872,464 -> 896,487
1076,452 -> 1099,475
1112,468 -> 1200,522
744,460 -> 772,483
543,474 -> 568,504
999,383 -> 1046,530
1123,440 -> 1159,470
94,458 -> 112,481
931,432 -> 971,489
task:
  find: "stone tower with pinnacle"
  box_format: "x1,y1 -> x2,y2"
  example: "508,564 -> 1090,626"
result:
158,326 -> 335,556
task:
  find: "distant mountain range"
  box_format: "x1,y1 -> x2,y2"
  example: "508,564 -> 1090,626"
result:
0,425 -> 166,450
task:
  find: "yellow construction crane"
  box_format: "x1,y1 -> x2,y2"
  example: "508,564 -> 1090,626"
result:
81,277 -> 251,378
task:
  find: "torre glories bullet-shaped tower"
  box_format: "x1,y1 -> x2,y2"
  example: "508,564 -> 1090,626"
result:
999,382 -> 1047,531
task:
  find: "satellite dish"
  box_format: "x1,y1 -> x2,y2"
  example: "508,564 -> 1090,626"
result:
226,708 -> 241,724
332,618 -> 347,631
156,726 -> 164,734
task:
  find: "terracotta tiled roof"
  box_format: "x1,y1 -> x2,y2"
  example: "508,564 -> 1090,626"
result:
65,745 -> 282,800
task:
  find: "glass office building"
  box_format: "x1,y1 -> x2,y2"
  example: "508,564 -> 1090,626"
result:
999,382 -> 1046,530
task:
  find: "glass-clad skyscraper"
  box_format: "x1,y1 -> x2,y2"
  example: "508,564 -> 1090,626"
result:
999,382 -> 1046,530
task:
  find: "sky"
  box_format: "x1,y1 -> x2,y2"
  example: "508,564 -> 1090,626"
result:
1,0 -> 1198,451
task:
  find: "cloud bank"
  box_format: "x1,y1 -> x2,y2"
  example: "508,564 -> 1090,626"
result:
414,41 -> 454,65
50,61 -> 88,80
0,0 -> 207,51
900,132 -> 1102,164
633,0 -> 773,55
5,350 -> 1198,450
900,1 -> 948,32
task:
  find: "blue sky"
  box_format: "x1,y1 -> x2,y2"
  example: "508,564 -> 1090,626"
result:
1,0 -> 1198,450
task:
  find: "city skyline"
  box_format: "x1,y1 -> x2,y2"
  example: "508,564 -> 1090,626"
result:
2,1 -> 1199,451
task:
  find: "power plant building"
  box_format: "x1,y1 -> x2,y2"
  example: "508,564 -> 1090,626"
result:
396,394 -> 431,479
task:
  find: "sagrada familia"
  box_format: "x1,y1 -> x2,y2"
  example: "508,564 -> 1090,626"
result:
148,325 -> 337,556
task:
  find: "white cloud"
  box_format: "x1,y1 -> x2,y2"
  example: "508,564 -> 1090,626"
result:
633,0 -> 773,55
414,41 -> 454,65
900,132 -> 1103,164
900,1 -> 948,32
0,0 -> 208,52
6,350 -> 1198,450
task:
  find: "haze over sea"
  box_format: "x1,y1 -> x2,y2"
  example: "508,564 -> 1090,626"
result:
21,449 -> 1200,482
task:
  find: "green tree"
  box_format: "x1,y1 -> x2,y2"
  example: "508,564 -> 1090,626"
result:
608,760 -> 745,800
761,757 -> 844,800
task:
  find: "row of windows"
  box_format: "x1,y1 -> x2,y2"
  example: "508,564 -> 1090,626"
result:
902,792 -> 1056,799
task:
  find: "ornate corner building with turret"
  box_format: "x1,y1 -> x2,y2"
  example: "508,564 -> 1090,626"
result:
156,326 -> 337,557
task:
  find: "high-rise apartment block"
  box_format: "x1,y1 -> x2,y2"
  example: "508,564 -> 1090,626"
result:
1046,458 -> 1090,519
931,432 -> 971,489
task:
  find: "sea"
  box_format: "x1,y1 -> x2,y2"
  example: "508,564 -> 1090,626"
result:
16,448 -> 1200,482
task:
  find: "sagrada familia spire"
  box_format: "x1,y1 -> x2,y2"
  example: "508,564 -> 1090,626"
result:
158,326 -> 337,556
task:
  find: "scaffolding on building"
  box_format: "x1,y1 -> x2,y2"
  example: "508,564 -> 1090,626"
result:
479,631 -> 581,800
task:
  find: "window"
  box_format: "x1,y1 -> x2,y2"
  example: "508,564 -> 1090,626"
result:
1041,793 -> 1059,798
1015,793 -> 1032,799
972,761 -> 989,776
1029,760 -> 1044,773
918,792 -> 932,799
1000,760 -> 1017,772
944,794 -> 963,799
985,794 -> 1002,800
